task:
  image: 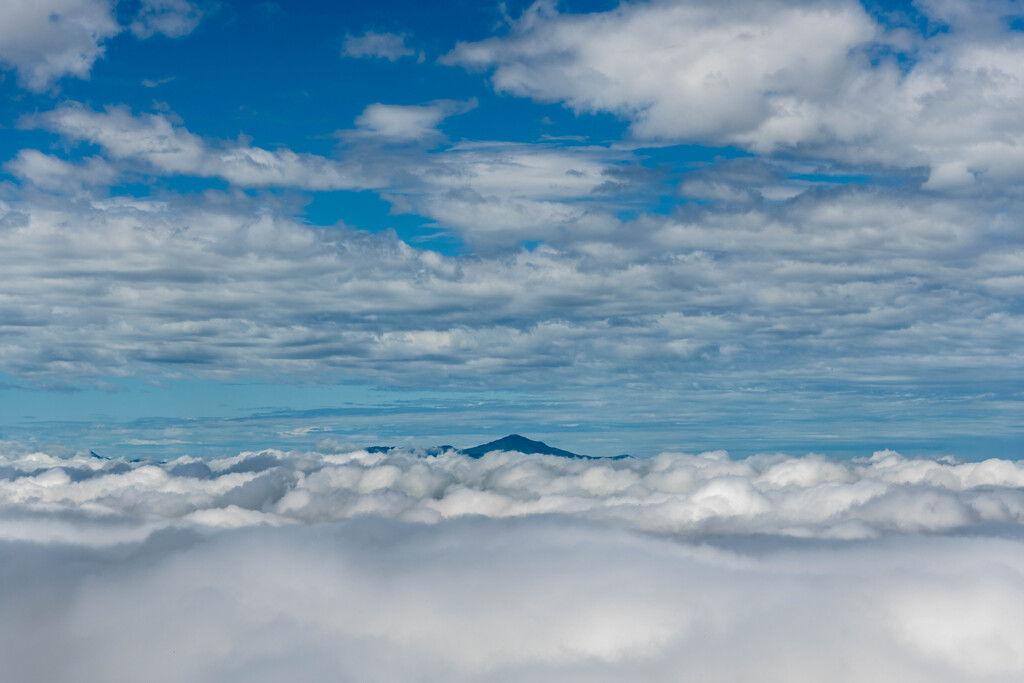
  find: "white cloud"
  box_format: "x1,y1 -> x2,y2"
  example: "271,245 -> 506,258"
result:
32,104 -> 380,190
342,30 -> 416,61
130,0 -> 203,39
1,446 -> 1024,680
4,149 -> 119,193
28,101 -> 638,242
3,445 -> 1024,537
444,0 -> 1024,189
0,0 -> 119,91
0,0 -> 203,90
352,99 -> 475,141
362,139 -> 636,242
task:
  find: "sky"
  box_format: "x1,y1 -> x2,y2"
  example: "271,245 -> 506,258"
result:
2,0 -> 1024,459
5,4 -> 1024,680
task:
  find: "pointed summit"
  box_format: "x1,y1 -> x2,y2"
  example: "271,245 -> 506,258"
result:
461,434 -> 583,459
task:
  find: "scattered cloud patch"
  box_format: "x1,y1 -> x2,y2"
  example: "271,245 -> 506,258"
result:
351,99 -> 476,142
5,149 -> 120,193
342,30 -> 417,61
0,0 -> 119,91
141,75 -> 176,88
0,0 -> 203,90
130,0 -> 203,39
30,103 -> 381,190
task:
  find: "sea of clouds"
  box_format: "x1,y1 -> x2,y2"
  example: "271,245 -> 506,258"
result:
2,444 -> 1024,681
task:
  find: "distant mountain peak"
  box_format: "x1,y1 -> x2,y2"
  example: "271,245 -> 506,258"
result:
461,434 -> 584,459
360,434 -> 629,459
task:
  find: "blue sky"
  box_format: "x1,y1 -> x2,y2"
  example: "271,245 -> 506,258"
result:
1,0 -> 1023,458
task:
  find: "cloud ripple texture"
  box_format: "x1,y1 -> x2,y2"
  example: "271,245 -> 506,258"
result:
3,446 -> 1024,681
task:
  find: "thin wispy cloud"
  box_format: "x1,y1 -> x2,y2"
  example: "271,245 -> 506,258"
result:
342,30 -> 418,61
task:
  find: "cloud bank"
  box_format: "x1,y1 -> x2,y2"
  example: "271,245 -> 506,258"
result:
2,445 -> 1024,681
4,445 -> 1024,537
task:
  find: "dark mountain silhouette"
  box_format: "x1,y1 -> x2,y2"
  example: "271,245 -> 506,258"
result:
462,434 -> 587,459
364,434 -> 629,459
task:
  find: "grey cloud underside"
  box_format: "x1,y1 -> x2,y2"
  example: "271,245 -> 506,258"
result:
3,447 -> 1024,681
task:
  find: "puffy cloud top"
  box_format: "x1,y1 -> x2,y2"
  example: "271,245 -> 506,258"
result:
4,445 -> 1024,539
3,446 -> 1024,681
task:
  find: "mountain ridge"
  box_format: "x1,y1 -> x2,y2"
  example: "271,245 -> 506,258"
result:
462,434 -> 584,459
365,434 -> 628,459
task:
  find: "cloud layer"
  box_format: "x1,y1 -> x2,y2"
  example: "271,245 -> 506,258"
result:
3,445 -> 1024,681
2,178 -> 1021,397
4,445 -> 1024,538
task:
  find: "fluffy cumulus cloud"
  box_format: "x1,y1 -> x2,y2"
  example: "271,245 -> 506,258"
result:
2,445 -> 1024,680
0,0 -> 119,90
351,99 -> 476,141
445,0 -> 1024,189
4,149 -> 119,194
0,0 -> 202,90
